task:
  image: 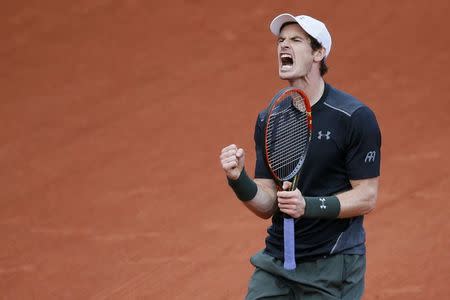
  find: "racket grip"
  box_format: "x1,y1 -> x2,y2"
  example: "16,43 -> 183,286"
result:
283,217 -> 296,270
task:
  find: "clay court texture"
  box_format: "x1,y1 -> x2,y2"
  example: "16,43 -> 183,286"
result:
1,0 -> 449,299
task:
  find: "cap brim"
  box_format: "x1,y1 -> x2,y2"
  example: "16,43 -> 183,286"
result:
270,13 -> 297,36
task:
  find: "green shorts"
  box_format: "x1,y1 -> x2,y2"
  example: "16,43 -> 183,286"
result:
245,251 -> 365,300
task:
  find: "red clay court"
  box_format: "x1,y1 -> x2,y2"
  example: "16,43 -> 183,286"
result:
1,0 -> 449,299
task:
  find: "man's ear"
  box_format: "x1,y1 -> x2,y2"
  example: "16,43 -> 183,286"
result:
313,47 -> 326,62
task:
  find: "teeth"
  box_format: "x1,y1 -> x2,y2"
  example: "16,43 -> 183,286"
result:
280,53 -> 294,69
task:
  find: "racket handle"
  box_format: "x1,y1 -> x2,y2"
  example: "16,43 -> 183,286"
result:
290,175 -> 300,191
283,217 -> 296,270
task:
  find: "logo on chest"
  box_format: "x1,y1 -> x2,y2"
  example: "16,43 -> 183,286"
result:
317,130 -> 331,140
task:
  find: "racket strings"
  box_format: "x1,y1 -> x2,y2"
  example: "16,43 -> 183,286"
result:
266,103 -> 308,134
266,99 -> 311,180
269,137 -> 309,178
267,114 -> 308,139
267,119 -> 309,157
268,132 -> 309,168
270,142 -> 308,169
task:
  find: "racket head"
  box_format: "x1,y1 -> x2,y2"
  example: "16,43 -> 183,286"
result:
263,87 -> 312,183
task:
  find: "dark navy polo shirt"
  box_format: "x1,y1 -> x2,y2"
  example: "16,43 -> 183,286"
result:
254,83 -> 381,260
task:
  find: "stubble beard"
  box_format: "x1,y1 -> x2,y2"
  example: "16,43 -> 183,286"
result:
278,65 -> 311,85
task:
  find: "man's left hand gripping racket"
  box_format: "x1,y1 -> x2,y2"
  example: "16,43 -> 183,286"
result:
263,87 -> 312,270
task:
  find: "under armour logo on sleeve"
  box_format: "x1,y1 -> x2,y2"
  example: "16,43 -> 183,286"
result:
364,151 -> 376,163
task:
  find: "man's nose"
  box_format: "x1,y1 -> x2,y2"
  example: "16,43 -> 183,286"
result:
280,39 -> 290,48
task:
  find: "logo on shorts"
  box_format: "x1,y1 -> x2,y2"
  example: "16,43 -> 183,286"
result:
318,130 -> 331,140
319,198 -> 327,210
364,151 -> 376,163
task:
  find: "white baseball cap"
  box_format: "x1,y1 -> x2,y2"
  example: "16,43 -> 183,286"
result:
270,13 -> 332,57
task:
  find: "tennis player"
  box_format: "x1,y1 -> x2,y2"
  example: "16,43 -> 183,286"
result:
219,13 -> 381,299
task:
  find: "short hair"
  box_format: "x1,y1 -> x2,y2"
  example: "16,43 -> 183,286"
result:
308,35 -> 328,76
279,22 -> 329,76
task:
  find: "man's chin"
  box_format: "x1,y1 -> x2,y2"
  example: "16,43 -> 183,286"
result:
278,71 -> 295,80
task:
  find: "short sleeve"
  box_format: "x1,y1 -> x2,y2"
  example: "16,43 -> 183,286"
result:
345,107 -> 382,180
254,111 -> 273,179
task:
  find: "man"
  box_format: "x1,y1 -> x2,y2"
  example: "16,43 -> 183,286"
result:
220,13 -> 381,299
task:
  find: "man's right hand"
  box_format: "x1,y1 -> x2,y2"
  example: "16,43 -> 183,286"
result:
220,144 -> 245,180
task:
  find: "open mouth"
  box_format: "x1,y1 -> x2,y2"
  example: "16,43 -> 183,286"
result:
280,53 -> 294,71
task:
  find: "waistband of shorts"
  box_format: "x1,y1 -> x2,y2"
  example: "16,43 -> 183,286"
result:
263,249 -> 335,263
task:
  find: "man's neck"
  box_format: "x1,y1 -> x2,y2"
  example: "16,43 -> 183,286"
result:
288,77 -> 325,106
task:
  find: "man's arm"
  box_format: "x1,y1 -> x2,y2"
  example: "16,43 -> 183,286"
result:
336,177 -> 379,218
220,144 -> 278,219
276,177 -> 379,219
243,178 -> 278,219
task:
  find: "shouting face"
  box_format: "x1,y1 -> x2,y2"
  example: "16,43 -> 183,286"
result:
277,23 -> 323,82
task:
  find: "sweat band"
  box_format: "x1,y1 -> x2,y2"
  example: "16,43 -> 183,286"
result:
227,168 -> 258,202
304,196 -> 341,219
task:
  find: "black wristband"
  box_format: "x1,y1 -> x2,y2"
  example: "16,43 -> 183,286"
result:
304,196 -> 341,219
227,169 -> 258,202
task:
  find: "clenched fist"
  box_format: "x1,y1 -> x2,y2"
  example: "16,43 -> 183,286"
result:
220,144 -> 245,180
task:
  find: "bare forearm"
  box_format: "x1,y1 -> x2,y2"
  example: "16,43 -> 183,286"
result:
242,179 -> 278,219
337,177 -> 379,218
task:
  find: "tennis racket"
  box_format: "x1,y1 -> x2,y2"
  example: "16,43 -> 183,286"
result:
263,87 -> 312,270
